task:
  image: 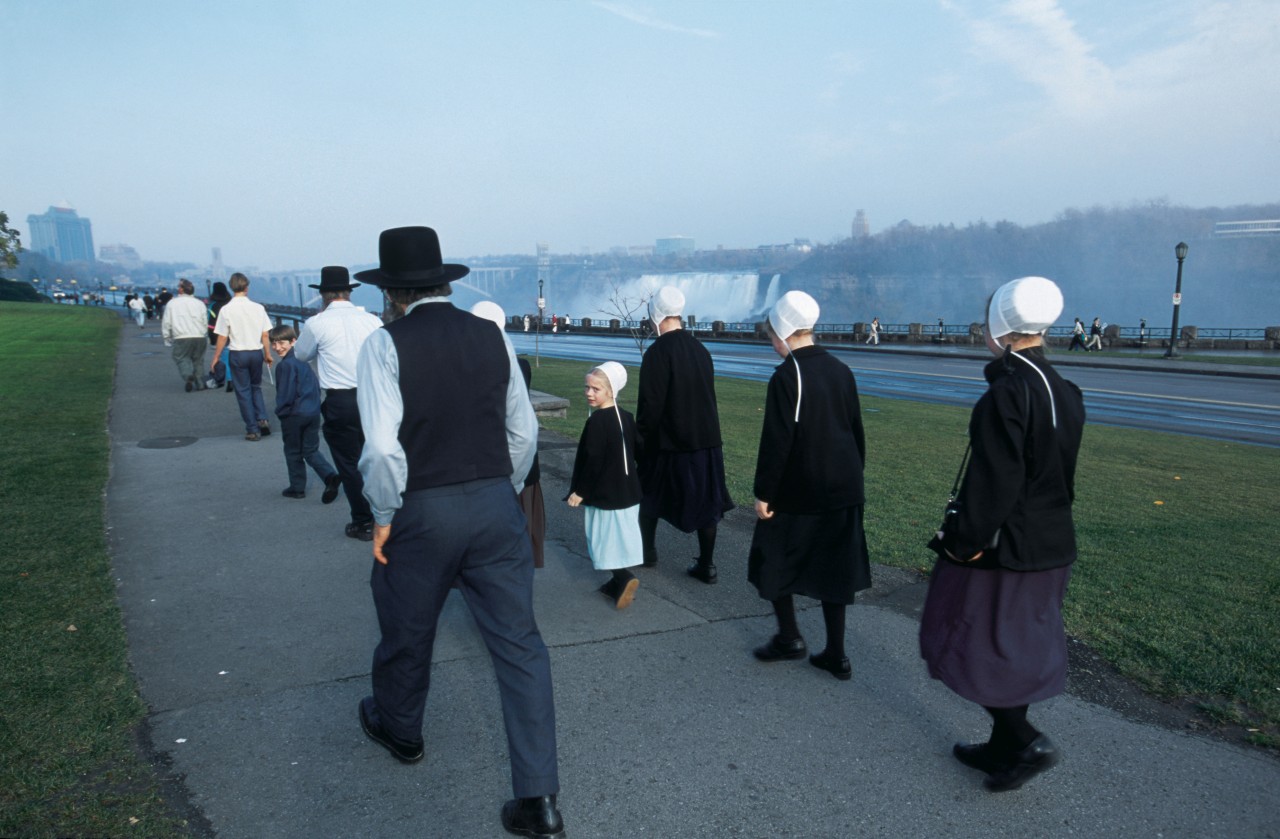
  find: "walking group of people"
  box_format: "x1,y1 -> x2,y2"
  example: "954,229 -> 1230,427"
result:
1069,315 -> 1105,350
144,226 -> 1085,837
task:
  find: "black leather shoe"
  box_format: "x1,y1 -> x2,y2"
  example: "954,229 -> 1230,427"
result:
953,741 -> 1011,774
808,650 -> 852,680
983,734 -> 1060,792
686,559 -> 717,584
501,794 -> 565,838
358,697 -> 423,764
753,634 -> 807,662
346,522 -> 374,542
321,473 -> 342,504
281,488 -> 306,499
184,376 -> 195,392
257,421 -> 272,437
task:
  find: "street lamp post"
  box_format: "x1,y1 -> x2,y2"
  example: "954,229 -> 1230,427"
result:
1163,242 -> 1189,359
535,277 -> 545,368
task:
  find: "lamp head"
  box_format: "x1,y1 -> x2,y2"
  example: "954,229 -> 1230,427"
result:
1176,242 -> 1189,260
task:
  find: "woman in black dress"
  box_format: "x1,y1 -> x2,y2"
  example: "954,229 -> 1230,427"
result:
748,291 -> 870,680
920,276 -> 1086,792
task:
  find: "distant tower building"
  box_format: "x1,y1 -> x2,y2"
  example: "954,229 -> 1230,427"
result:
852,210 -> 869,239
27,203 -> 95,262
210,247 -> 226,280
655,236 -> 695,255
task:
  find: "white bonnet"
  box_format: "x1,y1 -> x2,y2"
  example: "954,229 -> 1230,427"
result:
469,300 -> 507,330
648,286 -> 685,323
768,290 -> 820,340
987,277 -> 1063,339
591,361 -> 628,396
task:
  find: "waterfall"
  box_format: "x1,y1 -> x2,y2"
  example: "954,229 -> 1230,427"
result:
568,271 -> 783,323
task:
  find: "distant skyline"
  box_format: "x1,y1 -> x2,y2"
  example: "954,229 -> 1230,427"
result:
5,1 -> 1278,270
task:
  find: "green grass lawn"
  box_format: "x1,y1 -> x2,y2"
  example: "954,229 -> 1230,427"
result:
0,302 -> 192,837
526,354 -> 1280,746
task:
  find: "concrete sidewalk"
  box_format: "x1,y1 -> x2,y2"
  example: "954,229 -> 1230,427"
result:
106,317 -> 1278,838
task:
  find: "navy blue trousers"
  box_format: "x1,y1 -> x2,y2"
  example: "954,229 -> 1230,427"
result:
229,350 -> 268,433
280,414 -> 335,492
369,478 -> 559,798
321,389 -> 372,526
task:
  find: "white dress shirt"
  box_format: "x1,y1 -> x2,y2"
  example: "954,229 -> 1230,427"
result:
293,301 -> 383,389
213,296 -> 273,351
355,299 -> 537,526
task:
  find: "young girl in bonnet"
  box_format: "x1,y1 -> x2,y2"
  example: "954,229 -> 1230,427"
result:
567,362 -> 644,608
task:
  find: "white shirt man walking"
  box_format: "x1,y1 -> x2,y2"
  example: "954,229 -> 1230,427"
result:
161,278 -> 210,391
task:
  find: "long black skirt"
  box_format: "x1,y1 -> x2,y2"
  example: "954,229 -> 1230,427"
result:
640,447 -> 734,533
747,505 -> 871,604
919,558 -> 1071,707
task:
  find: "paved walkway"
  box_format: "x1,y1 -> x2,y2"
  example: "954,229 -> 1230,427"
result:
106,317 -> 1278,838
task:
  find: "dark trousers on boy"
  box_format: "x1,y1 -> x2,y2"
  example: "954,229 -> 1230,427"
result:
282,414 -> 337,493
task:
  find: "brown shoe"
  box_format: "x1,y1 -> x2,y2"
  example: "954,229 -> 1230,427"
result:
245,432 -> 260,441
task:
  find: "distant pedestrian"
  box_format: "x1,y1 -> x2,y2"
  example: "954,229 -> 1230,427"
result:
1086,317 -> 1103,351
524,314 -> 531,332
920,276 -> 1085,793
205,282 -> 234,389
210,272 -> 274,441
567,362 -> 643,609
160,279 -> 208,391
636,285 -> 734,583
269,325 -> 342,503
352,226 -> 563,838
128,294 -> 146,328
292,266 -> 383,541
938,318 -> 946,341
866,316 -> 880,345
143,293 -> 156,320
748,292 -> 870,680
1068,318 -> 1086,351
155,286 -> 173,320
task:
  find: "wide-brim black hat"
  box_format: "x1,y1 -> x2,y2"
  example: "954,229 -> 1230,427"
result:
353,226 -> 470,288
309,265 -> 360,291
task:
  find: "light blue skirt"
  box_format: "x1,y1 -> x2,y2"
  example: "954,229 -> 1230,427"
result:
584,504 -> 643,570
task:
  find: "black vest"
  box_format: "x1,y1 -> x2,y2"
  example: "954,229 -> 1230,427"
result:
384,303 -> 513,491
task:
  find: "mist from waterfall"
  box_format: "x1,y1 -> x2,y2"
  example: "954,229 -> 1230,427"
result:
565,272 -> 783,324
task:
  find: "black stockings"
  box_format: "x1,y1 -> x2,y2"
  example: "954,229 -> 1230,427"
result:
770,596 -> 849,656
983,705 -> 1038,753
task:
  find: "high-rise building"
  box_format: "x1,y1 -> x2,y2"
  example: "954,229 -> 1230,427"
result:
27,204 -> 95,263
655,236 -> 695,255
852,210 -> 870,239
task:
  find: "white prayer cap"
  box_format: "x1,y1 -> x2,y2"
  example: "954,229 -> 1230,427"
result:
768,291 -> 820,340
648,286 -> 685,323
987,277 -> 1064,339
469,300 -> 507,329
591,361 -> 628,396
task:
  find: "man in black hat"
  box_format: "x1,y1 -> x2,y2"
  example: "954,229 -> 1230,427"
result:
353,227 -> 563,838
293,266 -> 384,538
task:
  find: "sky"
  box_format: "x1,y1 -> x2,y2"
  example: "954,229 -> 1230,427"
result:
4,0 -> 1278,270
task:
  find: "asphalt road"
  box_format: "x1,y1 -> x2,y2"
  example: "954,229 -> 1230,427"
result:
510,333 -> 1280,447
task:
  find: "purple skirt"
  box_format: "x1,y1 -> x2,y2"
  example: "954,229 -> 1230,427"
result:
640,447 -> 734,533
919,558 -> 1072,707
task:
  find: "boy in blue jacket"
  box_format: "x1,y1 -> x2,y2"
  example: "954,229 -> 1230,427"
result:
270,325 -> 342,502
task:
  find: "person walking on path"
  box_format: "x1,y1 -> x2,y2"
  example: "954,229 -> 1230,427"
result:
160,279 -> 209,391
353,226 -> 563,839
748,292 -> 871,681
128,293 -> 146,328
865,316 -> 880,345
472,301 -> 547,570
292,266 -> 383,541
567,362 -> 643,609
635,285 -> 734,584
210,272 -> 274,441
205,282 -> 233,390
920,276 -> 1085,793
269,324 -> 342,503
1068,317 -> 1087,351
1086,316 -> 1104,351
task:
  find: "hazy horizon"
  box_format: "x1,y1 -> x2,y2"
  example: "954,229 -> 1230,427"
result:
6,2 -> 1279,270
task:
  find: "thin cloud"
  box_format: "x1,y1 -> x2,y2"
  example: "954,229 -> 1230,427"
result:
592,1 -> 722,39
960,0 -> 1117,117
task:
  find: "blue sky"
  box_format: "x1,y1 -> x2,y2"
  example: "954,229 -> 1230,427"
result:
5,0 -> 1278,269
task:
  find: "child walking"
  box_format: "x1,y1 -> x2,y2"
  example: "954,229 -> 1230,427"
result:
748,291 -> 871,680
567,362 -> 643,609
270,325 -> 342,503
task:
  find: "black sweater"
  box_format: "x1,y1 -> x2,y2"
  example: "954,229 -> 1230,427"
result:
569,407 -> 642,510
944,347 -> 1086,571
636,329 -> 723,455
753,345 -> 866,514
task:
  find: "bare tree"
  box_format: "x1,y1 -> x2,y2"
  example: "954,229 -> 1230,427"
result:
593,276 -> 654,355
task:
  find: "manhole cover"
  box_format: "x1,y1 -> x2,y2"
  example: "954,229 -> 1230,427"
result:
138,436 -> 198,449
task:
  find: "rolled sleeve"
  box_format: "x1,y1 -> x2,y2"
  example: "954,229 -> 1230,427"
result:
355,329 -> 408,526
